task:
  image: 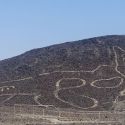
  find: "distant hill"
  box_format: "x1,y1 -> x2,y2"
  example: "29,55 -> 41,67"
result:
0,35 -> 125,111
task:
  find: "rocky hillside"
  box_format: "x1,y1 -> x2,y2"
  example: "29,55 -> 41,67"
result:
0,35 -> 125,111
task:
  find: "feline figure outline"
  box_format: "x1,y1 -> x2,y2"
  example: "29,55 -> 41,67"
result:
0,46 -> 125,110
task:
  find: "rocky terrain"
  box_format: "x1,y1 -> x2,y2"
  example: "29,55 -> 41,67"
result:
0,35 -> 125,111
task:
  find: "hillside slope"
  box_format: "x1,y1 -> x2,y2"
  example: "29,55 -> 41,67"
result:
0,35 -> 125,111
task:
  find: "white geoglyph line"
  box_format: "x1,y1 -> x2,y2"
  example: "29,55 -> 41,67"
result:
90,77 -> 124,89
17,93 -> 34,95
114,46 -> 125,74
34,94 -> 54,107
0,94 -> 16,104
54,78 -> 98,110
56,78 -> 86,90
83,65 -> 109,73
117,46 -> 125,53
0,77 -> 32,84
0,65 -> 110,84
0,93 -> 34,96
0,86 -> 15,89
34,95 -> 41,105
0,94 -> 12,96
0,86 -> 15,92
113,46 -> 125,78
120,89 -> 125,96
112,46 -> 125,106
45,65 -> 109,74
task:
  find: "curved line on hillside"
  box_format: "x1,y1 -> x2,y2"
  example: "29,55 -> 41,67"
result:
120,89 -> 125,96
54,78 -> 98,110
34,94 -> 55,108
0,94 -> 16,104
90,77 -> 123,89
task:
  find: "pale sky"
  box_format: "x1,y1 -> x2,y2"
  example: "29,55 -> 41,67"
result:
0,0 -> 125,60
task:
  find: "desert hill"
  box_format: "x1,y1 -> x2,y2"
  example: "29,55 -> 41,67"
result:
0,35 -> 125,111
